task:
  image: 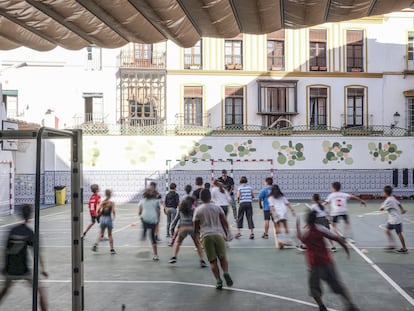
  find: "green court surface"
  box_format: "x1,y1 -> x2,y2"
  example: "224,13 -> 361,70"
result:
0,201 -> 413,310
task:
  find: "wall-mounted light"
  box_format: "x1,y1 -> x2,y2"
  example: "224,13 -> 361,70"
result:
391,111 -> 400,128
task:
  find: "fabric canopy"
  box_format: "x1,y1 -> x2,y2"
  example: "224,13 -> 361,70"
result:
0,0 -> 412,51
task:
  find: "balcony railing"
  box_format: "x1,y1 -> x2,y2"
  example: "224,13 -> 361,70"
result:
66,123 -> 413,137
72,113 -> 107,127
119,52 -> 166,69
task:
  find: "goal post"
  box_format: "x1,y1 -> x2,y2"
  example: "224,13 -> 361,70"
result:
0,127 -> 83,311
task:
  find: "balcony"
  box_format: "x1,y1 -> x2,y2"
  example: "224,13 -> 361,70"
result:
72,113 -> 107,127
119,52 -> 166,69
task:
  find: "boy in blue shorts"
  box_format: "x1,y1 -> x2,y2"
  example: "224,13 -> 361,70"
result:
258,177 -> 273,239
380,185 -> 408,253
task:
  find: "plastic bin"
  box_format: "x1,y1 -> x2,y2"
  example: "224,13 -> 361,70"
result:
54,186 -> 66,205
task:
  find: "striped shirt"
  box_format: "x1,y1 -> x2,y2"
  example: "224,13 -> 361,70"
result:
238,185 -> 253,203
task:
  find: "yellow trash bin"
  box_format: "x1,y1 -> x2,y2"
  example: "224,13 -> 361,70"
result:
54,186 -> 66,205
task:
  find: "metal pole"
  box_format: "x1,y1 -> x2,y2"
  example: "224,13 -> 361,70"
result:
71,129 -> 84,311
32,127 -> 45,311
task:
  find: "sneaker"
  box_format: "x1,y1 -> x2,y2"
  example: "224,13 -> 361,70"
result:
296,245 -> 306,252
200,260 -> 208,268
168,257 -> 177,263
395,248 -> 408,254
262,233 -> 269,239
110,249 -> 116,255
319,305 -> 328,311
216,279 -> 223,290
249,233 -> 255,240
92,244 -> 98,252
223,272 -> 233,287
331,246 -> 337,253
235,233 -> 242,239
153,255 -> 159,261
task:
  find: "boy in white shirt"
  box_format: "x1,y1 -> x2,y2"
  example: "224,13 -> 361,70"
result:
323,182 -> 366,249
380,185 -> 408,253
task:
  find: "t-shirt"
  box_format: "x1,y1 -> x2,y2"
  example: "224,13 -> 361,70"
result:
193,202 -> 225,238
310,203 -> 327,218
211,187 -> 231,206
267,196 -> 289,218
382,196 -> 402,225
300,224 -> 335,267
138,198 -> 160,224
192,188 -> 203,206
258,186 -> 272,211
88,193 -> 101,216
324,192 -> 351,216
238,185 -> 253,203
4,223 -> 34,276
217,176 -> 235,195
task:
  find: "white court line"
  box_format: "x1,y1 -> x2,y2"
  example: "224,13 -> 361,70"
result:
40,279 -> 337,310
348,241 -> 414,307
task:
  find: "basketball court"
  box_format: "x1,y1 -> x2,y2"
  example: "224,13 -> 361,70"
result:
0,200 -> 413,310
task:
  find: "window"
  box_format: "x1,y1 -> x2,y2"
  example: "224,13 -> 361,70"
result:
408,97 -> 414,132
267,30 -> 285,71
225,86 -> 244,128
258,81 -> 297,127
85,45 -> 102,70
184,40 -> 202,69
83,93 -> 104,123
346,88 -> 364,127
224,40 -> 243,70
2,90 -> 18,118
309,88 -> 327,128
135,43 -> 152,60
309,29 -> 327,71
346,30 -> 364,72
408,32 -> 414,70
183,86 -> 203,126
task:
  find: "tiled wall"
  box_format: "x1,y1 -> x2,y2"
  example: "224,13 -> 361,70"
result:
14,169 -> 414,204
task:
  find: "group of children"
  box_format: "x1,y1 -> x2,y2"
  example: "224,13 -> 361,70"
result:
83,178 -> 409,311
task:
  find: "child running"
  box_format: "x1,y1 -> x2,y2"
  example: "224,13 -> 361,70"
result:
323,181 -> 366,247
138,187 -> 161,261
168,197 -> 208,267
92,189 -> 116,255
169,185 -> 193,247
83,184 -> 101,237
297,211 -> 359,311
308,193 -> 335,251
380,185 -> 408,253
267,184 -> 296,248
235,176 -> 255,239
258,177 -> 273,239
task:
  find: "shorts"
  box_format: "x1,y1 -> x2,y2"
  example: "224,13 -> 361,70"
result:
202,234 -> 226,262
332,214 -> 348,223
316,217 -> 330,229
309,263 -> 345,299
90,215 -> 100,224
178,226 -> 197,239
386,223 -> 402,234
274,212 -> 287,223
99,215 -> 113,230
263,210 -> 274,221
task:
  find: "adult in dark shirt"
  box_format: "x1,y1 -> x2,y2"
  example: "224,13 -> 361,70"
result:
164,182 -> 180,237
217,169 -> 237,221
0,204 -> 48,310
192,176 -> 204,206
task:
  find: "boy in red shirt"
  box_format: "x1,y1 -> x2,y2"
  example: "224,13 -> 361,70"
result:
296,211 -> 359,311
83,184 -> 101,236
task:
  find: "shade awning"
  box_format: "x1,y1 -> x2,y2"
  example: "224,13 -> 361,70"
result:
0,0 -> 412,51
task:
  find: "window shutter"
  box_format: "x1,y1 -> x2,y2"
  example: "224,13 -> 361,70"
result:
267,30 -> 285,41
347,30 -> 363,44
225,86 -> 244,97
309,29 -> 326,42
184,86 -> 203,98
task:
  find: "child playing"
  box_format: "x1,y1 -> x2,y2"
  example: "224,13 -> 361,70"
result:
297,211 -> 359,311
258,177 -> 273,239
267,184 -> 296,248
169,185 -> 193,247
380,185 -> 408,253
92,189 -> 116,255
168,197 -> 207,267
164,183 -> 180,238
323,181 -> 366,249
83,184 -> 101,237
309,193 -> 334,250
235,176 -> 255,239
